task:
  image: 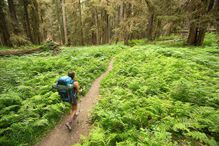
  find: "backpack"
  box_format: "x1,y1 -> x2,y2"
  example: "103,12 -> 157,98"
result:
53,76 -> 76,103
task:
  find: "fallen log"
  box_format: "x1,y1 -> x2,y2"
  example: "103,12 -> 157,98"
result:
0,41 -> 60,56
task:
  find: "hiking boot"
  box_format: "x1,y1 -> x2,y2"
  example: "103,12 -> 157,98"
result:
75,111 -> 80,116
73,111 -> 80,120
65,122 -> 72,131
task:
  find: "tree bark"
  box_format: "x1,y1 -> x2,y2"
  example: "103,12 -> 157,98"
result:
23,0 -> 33,43
91,12 -> 96,44
187,24 -> 206,46
187,24 -> 197,45
7,0 -> 19,34
155,19 -> 161,38
123,3 -> 132,45
115,6 -> 122,44
187,0 -> 217,46
61,0 -> 68,45
55,0 -> 64,44
145,0 -> 156,41
30,0 -> 41,44
107,14 -> 111,44
0,0 -> 12,46
94,8 -> 100,44
78,0 -> 84,45
197,27 -> 206,45
39,8 -> 47,41
147,13 -> 155,41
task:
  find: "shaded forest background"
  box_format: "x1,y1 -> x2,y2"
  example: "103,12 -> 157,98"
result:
0,0 -> 218,47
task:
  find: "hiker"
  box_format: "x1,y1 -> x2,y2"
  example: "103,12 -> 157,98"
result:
65,71 -> 80,130
54,71 -> 80,131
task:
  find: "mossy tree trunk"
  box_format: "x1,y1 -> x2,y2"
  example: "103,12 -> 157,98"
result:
30,0 -> 41,44
78,0 -> 84,45
23,0 -> 33,43
187,0 -> 217,46
7,0 -> 20,35
94,8 -> 100,45
0,0 -> 12,46
187,24 -> 206,46
145,0 -> 156,41
55,0 -> 65,45
123,3 -> 132,45
61,0 -> 68,45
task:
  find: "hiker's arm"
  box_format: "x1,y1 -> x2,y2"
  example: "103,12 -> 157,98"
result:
74,81 -> 80,93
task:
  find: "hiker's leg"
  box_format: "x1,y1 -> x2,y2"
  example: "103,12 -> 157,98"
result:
65,103 -> 77,130
68,102 -> 78,123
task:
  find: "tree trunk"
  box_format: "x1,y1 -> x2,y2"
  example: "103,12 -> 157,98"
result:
0,0 -> 12,46
78,0 -> 84,45
146,12 -> 155,41
91,12 -> 96,45
187,0 -> 217,46
115,6 -> 122,44
55,0 -> 64,44
7,0 -> 19,34
196,27 -> 206,45
155,19 -> 161,39
23,0 -> 33,43
145,0 -> 156,41
30,0 -> 41,44
94,8 -> 100,44
123,3 -> 131,45
107,14 -> 111,44
124,34 -> 129,45
39,8 -> 47,41
187,24 -> 206,46
61,0 -> 68,45
187,24 -> 198,45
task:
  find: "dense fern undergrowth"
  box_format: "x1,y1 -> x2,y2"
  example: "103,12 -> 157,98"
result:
0,45 -> 123,146
78,35 -> 219,146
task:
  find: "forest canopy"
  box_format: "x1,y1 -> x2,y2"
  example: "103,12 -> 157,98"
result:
0,0 -> 218,47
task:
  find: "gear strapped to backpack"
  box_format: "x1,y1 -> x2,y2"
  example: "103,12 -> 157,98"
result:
53,76 -> 76,103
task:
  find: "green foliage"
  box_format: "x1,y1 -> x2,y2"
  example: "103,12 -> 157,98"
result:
203,33 -> 219,46
79,43 -> 219,145
0,46 -> 12,51
128,39 -> 147,46
10,34 -> 31,47
156,34 -> 183,41
0,45 -> 122,146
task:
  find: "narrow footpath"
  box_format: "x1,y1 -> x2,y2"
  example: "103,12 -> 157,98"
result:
37,59 -> 114,146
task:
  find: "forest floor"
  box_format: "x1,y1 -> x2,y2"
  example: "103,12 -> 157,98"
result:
37,59 -> 114,146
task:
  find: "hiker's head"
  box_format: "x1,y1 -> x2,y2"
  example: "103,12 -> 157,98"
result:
68,71 -> 75,79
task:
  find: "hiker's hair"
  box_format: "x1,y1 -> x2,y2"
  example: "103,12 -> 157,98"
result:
68,71 -> 75,79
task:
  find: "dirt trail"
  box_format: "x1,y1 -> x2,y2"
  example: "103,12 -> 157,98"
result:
37,59 -> 114,146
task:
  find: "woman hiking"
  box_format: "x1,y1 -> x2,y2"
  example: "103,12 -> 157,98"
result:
65,71 -> 80,131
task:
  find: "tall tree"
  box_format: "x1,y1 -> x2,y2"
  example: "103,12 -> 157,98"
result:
61,0 -> 68,45
144,0 -> 156,41
54,0 -> 65,44
0,0 -> 12,46
186,0 -> 218,46
123,3 -> 132,45
7,0 -> 19,34
22,0 -> 33,43
78,0 -> 84,45
94,7 -> 100,44
30,0 -> 41,44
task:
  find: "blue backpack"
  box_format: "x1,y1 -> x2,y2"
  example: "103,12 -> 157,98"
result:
54,76 -> 76,102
